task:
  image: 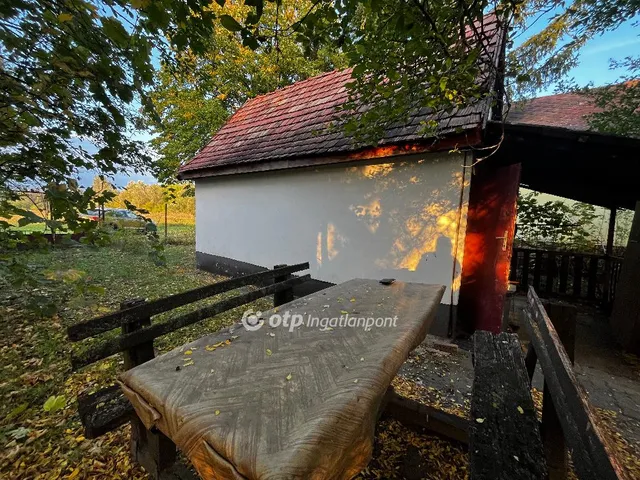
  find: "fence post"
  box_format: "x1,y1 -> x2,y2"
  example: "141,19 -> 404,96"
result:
273,264 -> 294,307
120,298 -> 176,479
541,301 -> 577,480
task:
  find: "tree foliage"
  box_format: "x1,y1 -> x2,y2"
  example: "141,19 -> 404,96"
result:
149,0 -> 348,182
509,0 -> 640,136
516,190 -> 599,248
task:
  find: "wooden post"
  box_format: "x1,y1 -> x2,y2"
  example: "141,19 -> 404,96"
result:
603,207 -> 617,308
121,298 -> 176,479
273,264 -> 294,307
611,200 -> 640,354
540,301 -> 577,480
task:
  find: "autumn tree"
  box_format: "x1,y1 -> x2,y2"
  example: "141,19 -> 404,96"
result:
148,0 -> 348,182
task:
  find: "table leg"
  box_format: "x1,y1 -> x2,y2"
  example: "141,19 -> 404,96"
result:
131,417 -> 177,479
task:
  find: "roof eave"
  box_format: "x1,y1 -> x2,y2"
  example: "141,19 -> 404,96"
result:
178,128 -> 483,180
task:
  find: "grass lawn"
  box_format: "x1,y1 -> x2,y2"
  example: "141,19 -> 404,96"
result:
0,240 -> 274,479
0,236 -> 472,479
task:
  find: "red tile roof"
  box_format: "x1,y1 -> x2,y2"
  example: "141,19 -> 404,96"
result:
506,93 -> 600,131
180,14 -> 504,178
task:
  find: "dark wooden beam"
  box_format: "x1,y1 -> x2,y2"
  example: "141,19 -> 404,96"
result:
77,385 -> 134,439
67,263 -> 309,341
383,390 -> 469,444
71,275 -> 310,370
540,301 -> 577,480
524,287 -> 625,480
470,331 -> 547,480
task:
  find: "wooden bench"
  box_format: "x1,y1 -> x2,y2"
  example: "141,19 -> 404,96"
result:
67,263 -> 310,477
470,286 -> 626,480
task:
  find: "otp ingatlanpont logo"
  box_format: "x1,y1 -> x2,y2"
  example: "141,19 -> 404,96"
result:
241,308 -> 264,331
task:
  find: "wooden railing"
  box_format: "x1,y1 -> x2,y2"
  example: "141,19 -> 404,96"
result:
509,248 -> 623,306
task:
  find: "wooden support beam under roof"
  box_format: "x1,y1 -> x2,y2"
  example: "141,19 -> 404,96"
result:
486,121 -> 640,210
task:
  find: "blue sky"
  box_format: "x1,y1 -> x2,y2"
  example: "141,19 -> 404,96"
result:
518,14 -> 640,95
91,13 -> 639,188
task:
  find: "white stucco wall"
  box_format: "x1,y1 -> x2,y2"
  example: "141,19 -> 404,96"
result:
195,152 -> 471,304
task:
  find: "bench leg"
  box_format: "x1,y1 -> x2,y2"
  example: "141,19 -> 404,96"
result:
131,417 -> 177,479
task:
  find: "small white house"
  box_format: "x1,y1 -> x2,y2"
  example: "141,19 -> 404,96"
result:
179,16 -> 521,335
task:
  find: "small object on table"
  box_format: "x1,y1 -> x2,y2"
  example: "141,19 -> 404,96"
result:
119,279 -> 444,480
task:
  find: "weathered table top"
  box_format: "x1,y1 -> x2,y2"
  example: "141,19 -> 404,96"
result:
119,279 -> 445,480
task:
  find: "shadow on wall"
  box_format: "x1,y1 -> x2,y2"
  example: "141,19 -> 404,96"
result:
313,157 -> 468,302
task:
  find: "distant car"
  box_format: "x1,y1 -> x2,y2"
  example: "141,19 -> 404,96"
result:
81,208 -> 156,231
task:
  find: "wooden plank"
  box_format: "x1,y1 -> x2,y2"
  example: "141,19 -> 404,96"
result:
540,301 -> 577,480
522,251 -> 530,290
559,254 -> 569,294
384,390 -> 469,444
546,252 -> 556,294
573,255 -> 584,297
77,385 -> 134,439
524,287 -> 625,480
533,252 -> 542,292
470,331 -> 547,480
587,256 -> 599,300
67,263 -> 309,341
603,208 -> 617,307
71,275 -> 310,369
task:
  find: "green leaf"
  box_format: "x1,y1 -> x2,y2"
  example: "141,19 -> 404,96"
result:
352,64 -> 367,77
219,15 -> 243,32
43,395 -> 66,413
102,18 -> 130,47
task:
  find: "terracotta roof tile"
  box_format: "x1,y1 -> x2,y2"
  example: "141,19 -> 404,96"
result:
180,14 -> 504,177
506,93 -> 600,131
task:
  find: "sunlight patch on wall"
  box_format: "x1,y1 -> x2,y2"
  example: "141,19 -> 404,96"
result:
327,223 -> 337,260
359,163 -> 394,179
316,231 -> 323,267
351,198 -> 382,233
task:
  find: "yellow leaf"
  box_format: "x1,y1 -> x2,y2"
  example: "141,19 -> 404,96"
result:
286,373 -> 292,381
266,349 -> 272,356
58,13 -> 74,23
68,467 -> 80,479
215,410 -> 220,416
350,298 -> 356,302
184,349 -> 192,355
517,406 -> 524,414
475,418 -> 485,423
75,435 -> 85,442
183,360 -> 194,367
340,310 -> 349,314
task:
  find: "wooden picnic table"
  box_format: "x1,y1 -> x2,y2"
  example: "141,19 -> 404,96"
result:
119,279 -> 445,480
